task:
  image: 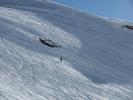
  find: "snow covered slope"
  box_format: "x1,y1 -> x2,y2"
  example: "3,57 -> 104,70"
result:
0,0 -> 133,100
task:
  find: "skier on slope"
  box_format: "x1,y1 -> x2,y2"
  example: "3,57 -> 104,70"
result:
60,57 -> 63,62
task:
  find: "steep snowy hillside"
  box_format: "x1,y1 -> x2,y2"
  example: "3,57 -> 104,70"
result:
0,0 -> 133,100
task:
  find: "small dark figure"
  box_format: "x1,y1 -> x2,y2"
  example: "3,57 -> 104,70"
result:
60,57 -> 63,62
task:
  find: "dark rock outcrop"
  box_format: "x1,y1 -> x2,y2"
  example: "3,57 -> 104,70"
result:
39,38 -> 59,48
121,25 -> 133,30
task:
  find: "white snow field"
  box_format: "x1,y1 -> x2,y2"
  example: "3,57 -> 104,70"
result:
0,0 -> 133,100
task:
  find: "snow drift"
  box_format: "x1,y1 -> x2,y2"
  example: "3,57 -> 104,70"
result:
0,0 -> 133,100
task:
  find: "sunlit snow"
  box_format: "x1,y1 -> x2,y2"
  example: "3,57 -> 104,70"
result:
0,0 -> 133,100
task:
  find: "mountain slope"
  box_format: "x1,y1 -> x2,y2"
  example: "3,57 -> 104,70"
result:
0,0 -> 133,100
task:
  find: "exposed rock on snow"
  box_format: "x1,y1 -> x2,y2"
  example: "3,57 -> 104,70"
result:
121,25 -> 133,30
39,37 -> 60,48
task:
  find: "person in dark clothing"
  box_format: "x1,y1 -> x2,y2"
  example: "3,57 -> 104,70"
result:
60,57 -> 63,62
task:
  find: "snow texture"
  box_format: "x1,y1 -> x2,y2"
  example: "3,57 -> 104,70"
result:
0,0 -> 133,100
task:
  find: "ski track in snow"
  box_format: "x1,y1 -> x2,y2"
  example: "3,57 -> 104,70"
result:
0,0 -> 133,100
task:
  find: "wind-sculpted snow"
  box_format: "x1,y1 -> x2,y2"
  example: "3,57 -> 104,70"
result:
0,0 -> 133,100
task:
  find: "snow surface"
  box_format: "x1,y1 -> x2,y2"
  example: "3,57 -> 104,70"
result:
0,0 -> 133,100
